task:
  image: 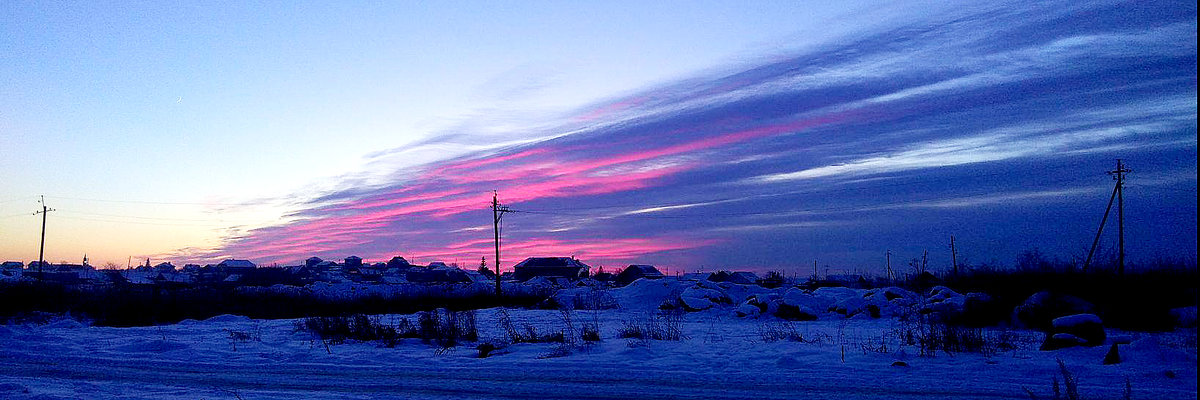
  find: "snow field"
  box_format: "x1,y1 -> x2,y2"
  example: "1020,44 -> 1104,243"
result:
1,307 -> 1195,399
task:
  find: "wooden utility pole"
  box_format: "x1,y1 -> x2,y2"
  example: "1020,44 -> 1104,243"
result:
920,249 -> 928,276
491,192 -> 511,298
1083,159 -> 1131,273
885,250 -> 892,282
1109,159 -> 1130,275
1083,180 -> 1118,272
950,236 -> 958,278
33,195 -> 54,278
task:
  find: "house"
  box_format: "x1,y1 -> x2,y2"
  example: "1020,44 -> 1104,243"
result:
706,271 -> 733,282
0,268 -> 23,281
305,257 -> 323,267
153,262 -> 176,273
592,271 -> 615,282
462,269 -> 490,283
728,271 -> 760,285
616,264 -> 664,285
386,256 -> 412,269
344,256 -> 363,269
513,257 -> 590,281
313,260 -> 339,271
216,259 -> 256,274
405,265 -> 473,283
359,262 -> 387,275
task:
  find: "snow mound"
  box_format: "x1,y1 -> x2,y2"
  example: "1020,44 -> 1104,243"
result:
1012,291 -> 1094,330
44,318 -> 84,329
1052,313 -> 1102,328
735,303 -> 762,317
550,287 -> 617,310
205,314 -> 252,323
781,288 -> 834,311
681,284 -> 724,309
610,278 -> 685,310
113,339 -> 190,353
1050,313 -> 1105,346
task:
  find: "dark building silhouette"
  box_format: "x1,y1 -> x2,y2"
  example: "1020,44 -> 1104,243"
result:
616,264 -> 664,285
513,257 -> 590,281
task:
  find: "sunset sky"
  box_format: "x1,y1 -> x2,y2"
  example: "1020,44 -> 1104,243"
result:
2,1 -> 1195,274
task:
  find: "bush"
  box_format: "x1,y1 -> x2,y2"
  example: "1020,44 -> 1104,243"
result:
496,308 -> 565,344
298,309 -> 477,349
581,323 -> 601,342
618,310 -> 686,341
904,317 -> 1014,357
757,320 -> 808,342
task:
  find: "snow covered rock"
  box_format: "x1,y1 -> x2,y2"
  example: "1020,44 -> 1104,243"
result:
1012,291 -> 1095,330
678,286 -> 728,311
1040,333 -> 1087,351
680,295 -> 715,311
861,287 -> 918,318
748,293 -> 782,315
609,278 -> 685,310
775,303 -> 819,321
715,281 -> 771,304
812,287 -> 862,304
1050,313 -> 1105,346
831,296 -> 868,317
919,286 -> 968,321
735,303 -> 762,317
778,289 -> 828,318
549,287 -> 618,310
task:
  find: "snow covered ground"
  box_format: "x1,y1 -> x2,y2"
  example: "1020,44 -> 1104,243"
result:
1,307 -> 1195,400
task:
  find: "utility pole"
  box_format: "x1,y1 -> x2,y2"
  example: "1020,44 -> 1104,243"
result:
33,195 -> 54,278
950,236 -> 958,278
885,250 -> 892,282
1109,159 -> 1131,275
491,191 -> 511,298
1083,159 -> 1131,273
920,249 -> 928,276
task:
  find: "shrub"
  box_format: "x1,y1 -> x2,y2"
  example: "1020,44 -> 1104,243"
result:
581,322 -> 601,342
758,320 -> 807,342
904,317 -> 1016,357
618,310 -> 686,341
496,308 -> 565,344
1023,359 -> 1083,400
298,309 -> 476,349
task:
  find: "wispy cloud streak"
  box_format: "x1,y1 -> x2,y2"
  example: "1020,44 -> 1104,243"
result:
205,1 -> 1197,270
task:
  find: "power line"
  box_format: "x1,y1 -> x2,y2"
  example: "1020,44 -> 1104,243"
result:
0,196 -> 38,204
41,195 -> 249,206
57,210 -> 225,223
53,215 -> 233,227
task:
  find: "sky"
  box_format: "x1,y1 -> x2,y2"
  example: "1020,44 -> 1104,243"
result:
1,1 -> 1195,274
